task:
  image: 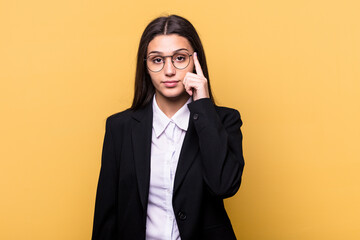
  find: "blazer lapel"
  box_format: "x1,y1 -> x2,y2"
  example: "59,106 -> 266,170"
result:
173,115 -> 199,194
131,102 -> 153,210
131,101 -> 200,208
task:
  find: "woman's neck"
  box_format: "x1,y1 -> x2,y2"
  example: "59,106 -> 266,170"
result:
155,92 -> 190,118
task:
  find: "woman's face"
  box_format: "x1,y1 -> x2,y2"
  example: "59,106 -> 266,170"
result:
146,34 -> 195,101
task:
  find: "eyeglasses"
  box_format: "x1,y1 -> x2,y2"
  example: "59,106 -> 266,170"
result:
145,52 -> 193,72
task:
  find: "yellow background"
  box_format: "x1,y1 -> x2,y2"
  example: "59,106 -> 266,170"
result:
1,0 -> 359,239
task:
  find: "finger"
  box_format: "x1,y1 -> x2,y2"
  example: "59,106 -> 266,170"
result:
184,77 -> 203,89
184,72 -> 201,82
193,52 -> 204,77
183,74 -> 193,96
184,84 -> 193,96
184,74 -> 199,85
184,77 -> 203,95
183,72 -> 200,90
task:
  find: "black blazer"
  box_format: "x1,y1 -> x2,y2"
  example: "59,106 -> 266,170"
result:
92,98 -> 245,240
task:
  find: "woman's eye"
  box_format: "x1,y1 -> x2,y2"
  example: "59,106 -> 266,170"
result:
151,57 -> 163,64
174,55 -> 186,62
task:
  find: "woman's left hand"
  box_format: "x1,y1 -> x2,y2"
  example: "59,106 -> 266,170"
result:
183,52 -> 210,101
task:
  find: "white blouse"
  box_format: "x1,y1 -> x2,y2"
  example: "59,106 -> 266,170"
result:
146,94 -> 192,240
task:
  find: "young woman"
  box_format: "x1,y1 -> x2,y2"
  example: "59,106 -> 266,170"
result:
92,15 -> 245,240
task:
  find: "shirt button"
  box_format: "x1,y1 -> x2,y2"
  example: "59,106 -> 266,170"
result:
193,113 -> 199,120
178,211 -> 187,220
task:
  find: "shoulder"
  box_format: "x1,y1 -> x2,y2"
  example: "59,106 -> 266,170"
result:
105,101 -> 153,129
215,104 -> 243,127
215,104 -> 239,116
107,108 -> 133,121
188,98 -> 242,120
105,108 -> 134,130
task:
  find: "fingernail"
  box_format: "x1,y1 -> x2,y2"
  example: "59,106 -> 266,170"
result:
194,52 -> 197,56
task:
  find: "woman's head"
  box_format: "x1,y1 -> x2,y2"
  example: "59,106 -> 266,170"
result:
131,14 -> 214,109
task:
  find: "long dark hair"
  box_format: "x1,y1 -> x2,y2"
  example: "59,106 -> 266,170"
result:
131,14 -> 215,110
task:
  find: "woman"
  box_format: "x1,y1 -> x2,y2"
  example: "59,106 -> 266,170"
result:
92,15 -> 245,240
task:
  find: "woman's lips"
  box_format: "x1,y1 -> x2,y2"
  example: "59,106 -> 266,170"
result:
163,80 -> 180,88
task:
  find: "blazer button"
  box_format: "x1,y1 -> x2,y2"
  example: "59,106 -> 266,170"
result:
178,211 -> 187,220
193,114 -> 199,120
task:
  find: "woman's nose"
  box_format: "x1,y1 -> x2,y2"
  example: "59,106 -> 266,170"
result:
164,58 -> 176,76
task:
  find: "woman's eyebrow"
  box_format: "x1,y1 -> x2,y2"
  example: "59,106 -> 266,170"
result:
148,48 -> 189,55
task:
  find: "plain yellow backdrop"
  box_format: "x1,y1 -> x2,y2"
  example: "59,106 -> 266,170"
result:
1,0 -> 359,239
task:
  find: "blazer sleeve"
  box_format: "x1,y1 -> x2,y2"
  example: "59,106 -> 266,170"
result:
187,98 -> 245,198
92,117 -> 119,239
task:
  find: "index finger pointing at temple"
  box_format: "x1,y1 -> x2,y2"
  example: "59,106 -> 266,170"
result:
193,52 -> 204,77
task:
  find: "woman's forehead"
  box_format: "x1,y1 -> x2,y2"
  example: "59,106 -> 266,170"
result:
147,34 -> 193,54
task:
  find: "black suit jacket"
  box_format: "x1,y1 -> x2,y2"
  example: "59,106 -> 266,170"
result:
92,98 -> 244,240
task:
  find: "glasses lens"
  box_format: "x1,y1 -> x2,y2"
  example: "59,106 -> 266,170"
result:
172,53 -> 190,69
146,52 -> 190,72
147,56 -> 164,72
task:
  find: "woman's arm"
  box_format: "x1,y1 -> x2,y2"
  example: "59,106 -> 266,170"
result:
92,117 -> 118,239
188,98 -> 245,198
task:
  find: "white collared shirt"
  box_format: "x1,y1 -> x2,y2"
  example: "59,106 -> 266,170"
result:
146,94 -> 192,240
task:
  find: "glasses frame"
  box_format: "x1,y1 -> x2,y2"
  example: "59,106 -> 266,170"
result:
144,52 -> 193,73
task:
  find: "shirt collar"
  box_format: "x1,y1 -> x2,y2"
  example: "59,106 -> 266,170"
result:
152,94 -> 192,138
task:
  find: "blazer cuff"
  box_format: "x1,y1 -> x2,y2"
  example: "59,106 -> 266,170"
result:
187,98 -> 220,133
